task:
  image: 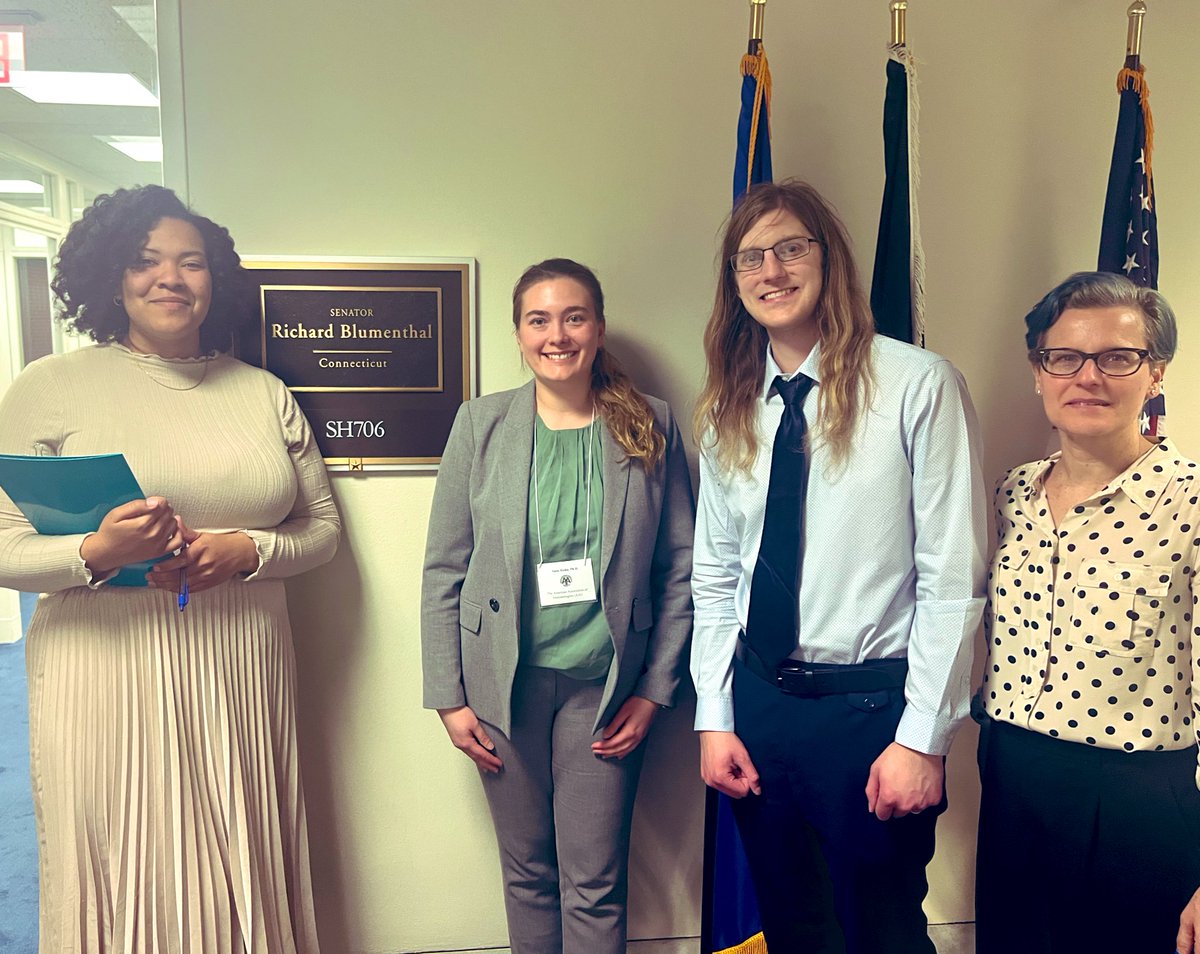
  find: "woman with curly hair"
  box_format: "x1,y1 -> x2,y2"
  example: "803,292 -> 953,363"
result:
421,258 -> 694,953
0,185 -> 340,953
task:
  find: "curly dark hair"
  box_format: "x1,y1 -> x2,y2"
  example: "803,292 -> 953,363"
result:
51,185 -> 257,353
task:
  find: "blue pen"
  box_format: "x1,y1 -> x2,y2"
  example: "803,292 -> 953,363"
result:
176,544 -> 189,612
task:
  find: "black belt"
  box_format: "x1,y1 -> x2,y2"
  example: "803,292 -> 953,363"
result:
737,635 -> 908,697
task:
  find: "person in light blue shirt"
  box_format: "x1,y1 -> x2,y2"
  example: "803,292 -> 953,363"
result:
690,179 -> 987,953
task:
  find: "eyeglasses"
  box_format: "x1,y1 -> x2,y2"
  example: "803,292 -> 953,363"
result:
730,237 -> 822,273
1033,348 -> 1151,377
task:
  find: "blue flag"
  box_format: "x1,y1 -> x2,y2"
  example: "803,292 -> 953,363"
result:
703,790 -> 766,953
733,43 -> 772,204
702,37 -> 774,954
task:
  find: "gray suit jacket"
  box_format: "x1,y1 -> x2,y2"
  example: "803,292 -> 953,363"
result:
421,381 -> 695,736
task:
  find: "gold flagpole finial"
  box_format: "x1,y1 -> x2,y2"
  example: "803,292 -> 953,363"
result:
890,1 -> 908,48
1126,1 -> 1147,58
748,0 -> 767,48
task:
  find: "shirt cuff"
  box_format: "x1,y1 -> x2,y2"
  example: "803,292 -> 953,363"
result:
238,530 -> 268,581
79,533 -> 117,589
694,694 -> 735,733
895,705 -> 959,756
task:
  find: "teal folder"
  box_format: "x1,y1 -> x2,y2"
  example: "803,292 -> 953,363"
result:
0,453 -> 161,587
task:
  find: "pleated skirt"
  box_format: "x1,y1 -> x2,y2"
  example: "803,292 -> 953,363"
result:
25,580 -> 321,954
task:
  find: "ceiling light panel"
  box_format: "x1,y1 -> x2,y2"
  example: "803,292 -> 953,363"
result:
8,70 -> 157,107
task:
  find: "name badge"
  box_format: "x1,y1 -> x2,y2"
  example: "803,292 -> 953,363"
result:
536,558 -> 598,607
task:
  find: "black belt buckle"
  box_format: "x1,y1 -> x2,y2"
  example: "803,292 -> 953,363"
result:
775,661 -> 819,696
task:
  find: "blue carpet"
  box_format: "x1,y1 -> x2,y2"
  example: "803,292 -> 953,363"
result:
1,593 -> 39,953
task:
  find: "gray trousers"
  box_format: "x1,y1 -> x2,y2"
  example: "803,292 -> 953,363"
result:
478,666 -> 645,954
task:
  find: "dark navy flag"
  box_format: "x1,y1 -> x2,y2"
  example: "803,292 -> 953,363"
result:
1098,62 -> 1162,435
870,46 -> 925,346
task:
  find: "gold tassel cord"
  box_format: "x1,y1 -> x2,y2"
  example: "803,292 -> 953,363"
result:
740,48 -> 773,195
716,930 -> 769,954
1116,65 -> 1154,202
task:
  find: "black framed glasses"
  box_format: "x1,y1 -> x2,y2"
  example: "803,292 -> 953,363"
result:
730,237 -> 822,273
1032,348 -> 1151,377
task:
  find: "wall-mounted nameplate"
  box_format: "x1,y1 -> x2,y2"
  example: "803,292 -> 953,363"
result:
239,257 -> 476,472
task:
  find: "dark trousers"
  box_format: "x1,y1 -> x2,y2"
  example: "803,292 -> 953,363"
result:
976,718 -> 1200,954
731,657 -> 942,954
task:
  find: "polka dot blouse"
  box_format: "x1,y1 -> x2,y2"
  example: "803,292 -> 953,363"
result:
981,440 -> 1200,778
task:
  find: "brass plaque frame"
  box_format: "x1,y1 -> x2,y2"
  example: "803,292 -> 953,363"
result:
239,257 -> 476,472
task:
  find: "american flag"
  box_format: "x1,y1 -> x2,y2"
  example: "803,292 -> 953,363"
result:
1098,62 -> 1162,434
1140,394 -> 1166,438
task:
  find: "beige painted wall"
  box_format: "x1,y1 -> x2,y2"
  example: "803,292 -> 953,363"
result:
168,2 -> 1200,950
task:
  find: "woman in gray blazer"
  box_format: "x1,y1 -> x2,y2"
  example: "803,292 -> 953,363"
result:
422,258 -> 695,954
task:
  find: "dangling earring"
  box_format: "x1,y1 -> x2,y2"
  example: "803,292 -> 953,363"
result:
113,295 -> 123,306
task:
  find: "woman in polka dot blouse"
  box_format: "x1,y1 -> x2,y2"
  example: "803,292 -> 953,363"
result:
974,271 -> 1200,954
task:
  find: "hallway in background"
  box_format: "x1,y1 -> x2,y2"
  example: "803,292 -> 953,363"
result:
0,592 -> 37,952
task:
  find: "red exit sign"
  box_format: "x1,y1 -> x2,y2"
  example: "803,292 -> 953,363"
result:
0,29 -> 26,85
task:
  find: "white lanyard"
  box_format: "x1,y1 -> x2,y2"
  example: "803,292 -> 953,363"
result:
530,408 -> 599,607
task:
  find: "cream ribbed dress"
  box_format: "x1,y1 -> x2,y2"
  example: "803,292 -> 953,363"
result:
0,343 -> 340,954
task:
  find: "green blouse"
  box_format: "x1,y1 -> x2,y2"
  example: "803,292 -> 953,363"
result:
519,415 -> 612,679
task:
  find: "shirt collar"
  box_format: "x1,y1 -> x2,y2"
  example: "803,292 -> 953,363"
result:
1107,439 -> 1180,511
761,341 -> 822,401
1019,454 -> 1059,501
1022,439 -> 1180,510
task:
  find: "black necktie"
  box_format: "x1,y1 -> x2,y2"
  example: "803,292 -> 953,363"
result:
744,373 -> 814,669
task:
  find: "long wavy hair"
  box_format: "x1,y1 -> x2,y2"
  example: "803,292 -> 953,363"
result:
512,259 -> 665,468
52,185 -> 257,353
693,179 -> 875,474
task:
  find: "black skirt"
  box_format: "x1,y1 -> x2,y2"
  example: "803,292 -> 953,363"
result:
976,717 -> 1200,953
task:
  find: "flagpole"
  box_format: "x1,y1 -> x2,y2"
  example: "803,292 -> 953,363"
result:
747,0 -> 766,54
890,1 -> 907,48
1125,1 -> 1145,66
